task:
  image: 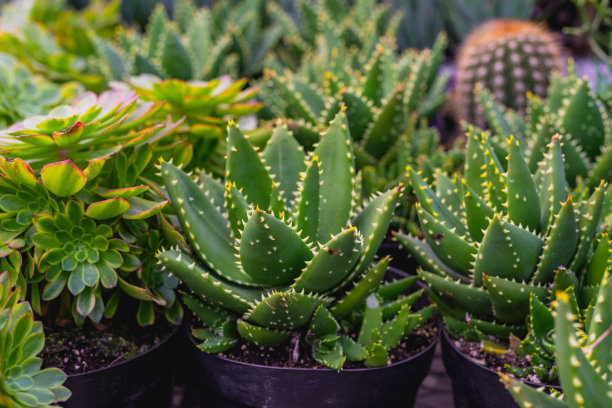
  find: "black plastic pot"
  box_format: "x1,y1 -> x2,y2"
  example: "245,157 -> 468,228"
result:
187,267 -> 438,408
62,322 -> 183,408
441,329 -> 561,408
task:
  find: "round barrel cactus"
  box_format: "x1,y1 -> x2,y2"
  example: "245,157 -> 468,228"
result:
455,19 -> 562,126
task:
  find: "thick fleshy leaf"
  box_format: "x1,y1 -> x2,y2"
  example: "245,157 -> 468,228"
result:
40,160 -> 87,197
85,197 -> 130,220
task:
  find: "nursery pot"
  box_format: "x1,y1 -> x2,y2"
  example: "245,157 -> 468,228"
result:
441,328 -> 561,408
188,267 -> 438,408
62,322 -> 183,408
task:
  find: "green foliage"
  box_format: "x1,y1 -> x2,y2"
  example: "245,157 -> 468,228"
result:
0,54 -> 81,128
0,89 -> 187,325
157,112 -> 433,369
502,271 -> 612,408
472,64 -> 612,189
0,271 -> 70,408
0,0 -> 120,91
115,74 -> 263,174
93,0 -> 284,81
397,129 -> 606,346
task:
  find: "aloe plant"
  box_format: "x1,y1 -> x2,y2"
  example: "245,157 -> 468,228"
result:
501,270 -> 612,408
157,111 -> 434,369
472,63 -> 612,189
397,129 -> 607,343
267,0 -> 403,72
0,270 -> 71,407
93,0 -> 284,82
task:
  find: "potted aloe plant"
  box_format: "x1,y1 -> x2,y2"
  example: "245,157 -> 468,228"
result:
501,270 -> 612,408
157,110 -> 439,408
396,125 -> 608,407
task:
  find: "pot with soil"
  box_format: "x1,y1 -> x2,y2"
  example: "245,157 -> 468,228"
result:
185,268 -> 438,408
41,317 -> 182,408
156,118 -> 439,407
440,329 -> 561,408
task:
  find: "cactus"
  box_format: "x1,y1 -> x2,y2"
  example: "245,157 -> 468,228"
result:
396,129 -> 607,343
0,271 -> 71,407
157,111 -> 434,369
501,270 -> 612,408
93,0 -> 284,82
455,19 -> 562,127
471,63 -> 612,190
114,74 -> 263,174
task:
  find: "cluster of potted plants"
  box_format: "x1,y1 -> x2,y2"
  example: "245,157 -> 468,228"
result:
0,0 -> 610,408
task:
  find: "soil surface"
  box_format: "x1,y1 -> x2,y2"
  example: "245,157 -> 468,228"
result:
456,338 -> 559,386
215,321 -> 438,369
41,319 -> 176,375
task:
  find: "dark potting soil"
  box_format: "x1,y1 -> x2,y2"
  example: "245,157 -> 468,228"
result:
41,319 -> 175,375
215,321 -> 438,369
456,338 -> 559,386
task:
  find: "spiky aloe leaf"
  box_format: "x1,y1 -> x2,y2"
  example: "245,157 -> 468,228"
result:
157,250 -> 259,313
237,320 -> 291,346
261,124 -> 307,207
293,227 -> 362,293
330,256 -> 389,319
244,291 -> 329,330
239,209 -> 313,285
310,110 -> 354,243
161,161 -> 259,286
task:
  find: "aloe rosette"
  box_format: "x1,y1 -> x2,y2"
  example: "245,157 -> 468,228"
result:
397,129 -> 607,344
0,271 -> 70,408
157,111 -> 434,369
502,271 -> 612,408
473,63 -> 612,189
93,0 -> 284,81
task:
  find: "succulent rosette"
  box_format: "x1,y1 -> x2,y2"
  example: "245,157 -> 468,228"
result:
0,271 -> 71,407
114,74 -> 263,173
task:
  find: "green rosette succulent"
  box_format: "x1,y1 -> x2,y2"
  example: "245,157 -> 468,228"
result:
397,129 -> 607,343
114,74 -> 263,174
502,270 -> 612,408
472,62 -> 612,189
31,200 -> 167,324
0,271 -> 70,408
0,53 -> 81,128
157,111 -> 434,369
